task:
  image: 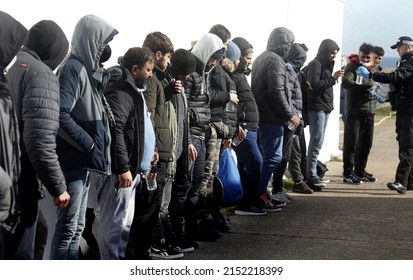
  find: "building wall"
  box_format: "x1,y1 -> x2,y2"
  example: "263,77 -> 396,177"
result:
3,0 -> 344,259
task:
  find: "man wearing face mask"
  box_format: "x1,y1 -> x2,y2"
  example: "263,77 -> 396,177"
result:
342,43 -> 378,184
305,39 -> 343,191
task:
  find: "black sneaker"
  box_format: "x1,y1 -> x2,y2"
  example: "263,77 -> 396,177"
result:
179,234 -> 199,249
190,224 -> 223,241
387,182 -> 406,194
173,241 -> 195,253
260,199 -> 282,212
271,199 -> 287,208
235,205 -> 267,216
343,174 -> 362,184
356,172 -> 377,182
149,244 -> 184,259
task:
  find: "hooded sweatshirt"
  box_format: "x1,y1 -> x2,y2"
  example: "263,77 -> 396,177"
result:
56,15 -> 118,174
306,39 -> 339,113
185,33 -> 225,139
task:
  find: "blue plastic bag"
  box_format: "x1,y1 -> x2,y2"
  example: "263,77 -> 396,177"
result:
217,148 -> 243,205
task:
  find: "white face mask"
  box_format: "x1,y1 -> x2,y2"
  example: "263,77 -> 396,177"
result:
361,61 -> 371,67
4,56 -> 17,74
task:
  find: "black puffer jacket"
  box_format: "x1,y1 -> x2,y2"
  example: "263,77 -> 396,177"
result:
372,51 -> 413,113
210,63 -> 232,123
285,43 -> 308,118
104,65 -> 145,176
7,21 -> 69,201
222,58 -> 245,138
306,39 -> 339,113
7,20 -> 69,227
232,69 -> 259,131
186,33 -> 225,140
0,11 -> 27,232
251,27 -> 295,125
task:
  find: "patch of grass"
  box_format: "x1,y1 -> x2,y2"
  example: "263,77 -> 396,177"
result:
330,155 -> 342,162
283,177 -> 294,191
375,105 -> 393,116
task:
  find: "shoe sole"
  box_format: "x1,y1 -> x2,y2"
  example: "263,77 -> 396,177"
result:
235,210 -> 267,216
174,246 -> 195,253
357,177 -> 377,182
150,253 -> 184,259
263,207 -> 282,212
149,248 -> 184,259
271,201 -> 287,207
292,188 -> 313,194
343,178 -> 362,184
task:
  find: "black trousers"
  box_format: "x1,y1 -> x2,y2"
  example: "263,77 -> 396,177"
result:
342,114 -> 374,177
395,112 -> 413,186
129,178 -> 161,259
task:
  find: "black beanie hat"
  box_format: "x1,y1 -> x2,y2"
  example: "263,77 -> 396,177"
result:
232,37 -> 253,56
171,49 -> 196,75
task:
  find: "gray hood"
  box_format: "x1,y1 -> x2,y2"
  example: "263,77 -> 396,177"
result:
71,14 -> 118,73
191,33 -> 225,73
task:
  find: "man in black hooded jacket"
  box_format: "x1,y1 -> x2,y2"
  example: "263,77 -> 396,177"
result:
306,39 -> 343,191
4,20 -> 70,259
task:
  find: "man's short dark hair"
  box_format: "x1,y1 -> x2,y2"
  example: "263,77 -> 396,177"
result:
359,43 -> 374,55
209,24 -> 231,44
122,47 -> 154,71
142,31 -> 174,55
374,46 -> 385,56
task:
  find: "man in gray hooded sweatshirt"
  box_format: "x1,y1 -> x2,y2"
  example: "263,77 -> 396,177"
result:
251,27 -> 298,211
50,14 -> 118,260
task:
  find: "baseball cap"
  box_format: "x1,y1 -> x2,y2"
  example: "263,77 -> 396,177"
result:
391,36 -> 413,49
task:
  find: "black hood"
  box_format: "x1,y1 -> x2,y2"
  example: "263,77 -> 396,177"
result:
25,20 -> 69,70
0,11 -> 28,71
266,27 -> 295,59
316,39 -> 339,63
286,43 -> 307,72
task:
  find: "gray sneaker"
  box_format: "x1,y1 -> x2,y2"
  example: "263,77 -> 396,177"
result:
387,182 -> 406,194
272,191 -> 290,204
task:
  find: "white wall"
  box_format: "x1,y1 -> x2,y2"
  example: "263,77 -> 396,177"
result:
3,0 -> 344,259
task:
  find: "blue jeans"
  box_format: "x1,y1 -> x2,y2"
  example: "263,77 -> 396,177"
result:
258,123 -> 284,196
233,130 -> 263,207
307,110 -> 330,178
49,168 -> 89,260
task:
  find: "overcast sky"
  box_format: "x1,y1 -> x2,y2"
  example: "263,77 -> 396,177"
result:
343,0 -> 412,57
